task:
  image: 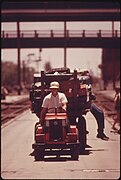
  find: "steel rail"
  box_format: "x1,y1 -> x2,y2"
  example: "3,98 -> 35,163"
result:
1,98 -> 30,125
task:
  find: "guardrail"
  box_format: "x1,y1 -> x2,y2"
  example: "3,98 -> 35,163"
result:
1,30 -> 120,38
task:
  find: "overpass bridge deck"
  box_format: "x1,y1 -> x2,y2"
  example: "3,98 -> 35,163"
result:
1,29 -> 120,49
1,30 -> 120,39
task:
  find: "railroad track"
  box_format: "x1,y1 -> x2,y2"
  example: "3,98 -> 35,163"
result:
1,92 -> 116,125
1,98 -> 30,125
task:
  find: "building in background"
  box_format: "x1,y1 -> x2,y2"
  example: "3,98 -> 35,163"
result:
101,49 -> 120,90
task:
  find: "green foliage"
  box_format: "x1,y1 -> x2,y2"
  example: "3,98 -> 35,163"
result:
1,61 -> 36,90
1,61 -> 18,86
44,61 -> 52,72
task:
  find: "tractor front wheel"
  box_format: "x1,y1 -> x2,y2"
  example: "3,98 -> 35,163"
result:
34,147 -> 44,161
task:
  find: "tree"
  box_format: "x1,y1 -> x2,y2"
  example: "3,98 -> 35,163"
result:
1,61 -> 18,87
44,61 -> 52,72
1,61 -> 36,91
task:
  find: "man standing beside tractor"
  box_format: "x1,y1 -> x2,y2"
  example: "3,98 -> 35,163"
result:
77,68 -> 109,141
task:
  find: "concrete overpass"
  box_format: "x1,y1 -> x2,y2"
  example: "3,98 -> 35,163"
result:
1,2 -> 120,22
1,29 -> 120,49
1,1 -> 120,49
1,1 -> 120,94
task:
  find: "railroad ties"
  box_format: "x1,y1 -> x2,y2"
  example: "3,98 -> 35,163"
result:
1,97 -> 30,125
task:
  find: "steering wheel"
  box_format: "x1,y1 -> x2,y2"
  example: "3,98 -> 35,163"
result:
47,107 -> 66,113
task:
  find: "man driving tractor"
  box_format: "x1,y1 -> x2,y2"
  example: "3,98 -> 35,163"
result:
40,81 -> 68,126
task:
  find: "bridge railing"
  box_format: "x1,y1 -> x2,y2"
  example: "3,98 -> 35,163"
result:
1,30 -> 120,38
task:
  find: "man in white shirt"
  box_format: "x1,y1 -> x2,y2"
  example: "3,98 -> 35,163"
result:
40,81 -> 68,125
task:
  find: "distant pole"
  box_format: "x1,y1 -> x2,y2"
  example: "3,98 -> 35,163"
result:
112,22 -> 115,89
38,48 -> 42,72
64,21 -> 67,68
17,21 -> 21,95
112,21 -> 114,37
23,61 -> 25,84
112,49 -> 116,89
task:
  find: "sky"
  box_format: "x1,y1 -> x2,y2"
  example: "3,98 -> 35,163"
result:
1,21 -> 120,76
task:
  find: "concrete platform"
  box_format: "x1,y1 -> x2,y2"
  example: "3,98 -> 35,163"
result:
1,94 -> 29,104
95,89 -> 116,101
1,89 -> 120,132
1,89 -> 116,104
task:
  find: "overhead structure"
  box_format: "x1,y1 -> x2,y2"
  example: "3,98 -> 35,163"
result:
1,1 -> 120,94
1,1 -> 120,22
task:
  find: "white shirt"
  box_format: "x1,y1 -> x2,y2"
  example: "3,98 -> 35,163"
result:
42,92 -> 68,112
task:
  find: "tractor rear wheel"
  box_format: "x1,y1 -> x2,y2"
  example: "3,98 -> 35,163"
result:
71,146 -> 79,160
77,116 -> 87,153
34,147 -> 44,161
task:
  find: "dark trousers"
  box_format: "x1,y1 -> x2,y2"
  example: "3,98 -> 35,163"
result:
90,103 -> 105,134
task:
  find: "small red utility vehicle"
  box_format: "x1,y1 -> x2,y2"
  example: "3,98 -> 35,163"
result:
30,68 -> 93,161
32,108 -> 79,160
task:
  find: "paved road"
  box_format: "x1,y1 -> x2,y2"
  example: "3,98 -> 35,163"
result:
1,109 -> 120,179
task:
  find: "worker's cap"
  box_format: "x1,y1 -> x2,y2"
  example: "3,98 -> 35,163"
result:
50,81 -> 59,89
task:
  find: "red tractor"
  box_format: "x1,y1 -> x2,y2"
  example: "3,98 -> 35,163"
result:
32,108 -> 79,160
30,68 -> 91,160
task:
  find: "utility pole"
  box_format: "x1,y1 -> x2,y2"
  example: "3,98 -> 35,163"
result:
22,60 -> 26,84
34,48 -> 42,73
26,49 -> 42,73
17,21 -> 21,95
38,48 -> 42,72
64,21 -> 67,68
112,21 -> 114,37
